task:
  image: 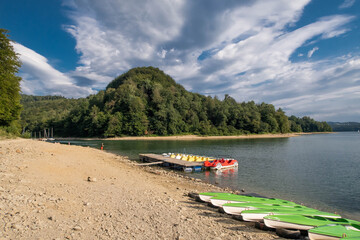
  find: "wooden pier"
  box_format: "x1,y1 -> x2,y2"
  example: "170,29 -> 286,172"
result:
139,154 -> 203,172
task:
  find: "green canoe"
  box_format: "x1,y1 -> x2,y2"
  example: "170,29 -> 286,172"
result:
308,224 -> 360,240
222,202 -> 309,215
264,215 -> 360,231
198,192 -> 236,202
210,195 -> 297,207
241,208 -> 341,222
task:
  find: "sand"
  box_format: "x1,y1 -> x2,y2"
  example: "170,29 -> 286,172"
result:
58,132 -> 333,141
0,138 -> 282,239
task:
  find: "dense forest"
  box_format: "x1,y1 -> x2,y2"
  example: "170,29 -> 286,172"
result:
327,122 -> 360,131
0,29 -> 22,136
20,67 -> 332,137
20,95 -> 80,136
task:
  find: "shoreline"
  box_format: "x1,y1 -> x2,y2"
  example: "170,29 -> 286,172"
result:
55,132 -> 333,141
0,138 -> 279,239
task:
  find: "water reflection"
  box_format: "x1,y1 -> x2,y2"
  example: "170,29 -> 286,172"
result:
58,132 -> 360,220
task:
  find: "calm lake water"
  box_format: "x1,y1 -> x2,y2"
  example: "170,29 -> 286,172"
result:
59,132 -> 360,220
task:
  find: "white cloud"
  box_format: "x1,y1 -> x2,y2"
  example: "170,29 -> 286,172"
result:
184,14 -> 353,90
64,0 -> 186,78
60,0 -> 357,120
339,0 -> 356,9
15,0 -> 359,121
307,47 -> 319,58
243,53 -> 360,120
12,42 -> 95,98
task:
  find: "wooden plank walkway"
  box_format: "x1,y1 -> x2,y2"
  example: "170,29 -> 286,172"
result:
139,154 -> 204,167
136,161 -> 163,166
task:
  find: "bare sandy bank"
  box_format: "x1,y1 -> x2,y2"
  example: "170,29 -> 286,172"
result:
57,132 -> 331,141
0,138 -> 280,239
110,133 -> 301,140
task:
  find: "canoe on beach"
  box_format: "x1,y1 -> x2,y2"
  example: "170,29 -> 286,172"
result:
190,189 -> 360,240
264,215 -> 360,231
198,192 -> 237,202
308,224 -> 360,240
241,208 -> 341,222
210,195 -> 297,207
222,202 -> 311,215
193,191 -> 360,239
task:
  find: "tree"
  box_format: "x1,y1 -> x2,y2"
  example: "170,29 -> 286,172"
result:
105,112 -> 123,137
275,108 -> 290,133
0,29 -> 22,127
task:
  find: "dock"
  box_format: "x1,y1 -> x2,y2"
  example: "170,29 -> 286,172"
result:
139,154 -> 204,172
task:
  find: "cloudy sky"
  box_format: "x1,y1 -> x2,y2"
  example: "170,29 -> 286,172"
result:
1,0 -> 360,121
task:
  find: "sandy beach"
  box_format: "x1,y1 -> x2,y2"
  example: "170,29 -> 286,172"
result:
0,139 -> 278,239
0,138 -> 282,239
110,133 -> 302,140
56,132 -> 319,141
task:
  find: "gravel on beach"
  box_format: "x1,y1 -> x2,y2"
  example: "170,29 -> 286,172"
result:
0,139 -> 281,239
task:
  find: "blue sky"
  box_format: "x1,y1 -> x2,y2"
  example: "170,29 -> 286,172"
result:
1,0 -> 360,121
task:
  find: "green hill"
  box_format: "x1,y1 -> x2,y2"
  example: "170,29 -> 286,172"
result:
20,67 -> 332,137
327,122 -> 360,131
20,95 -> 81,135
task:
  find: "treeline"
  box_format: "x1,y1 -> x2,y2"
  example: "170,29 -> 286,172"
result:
289,116 -> 332,132
0,29 -> 22,136
327,122 -> 360,131
20,95 -> 79,135
20,67 -> 332,137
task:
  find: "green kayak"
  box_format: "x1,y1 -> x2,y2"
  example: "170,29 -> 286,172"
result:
222,202 -> 309,215
308,224 -> 360,240
210,195 -> 297,207
198,192 -> 236,202
264,215 -> 360,231
241,208 -> 341,222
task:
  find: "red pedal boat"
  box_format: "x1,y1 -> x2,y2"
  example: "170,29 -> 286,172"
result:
204,158 -> 238,170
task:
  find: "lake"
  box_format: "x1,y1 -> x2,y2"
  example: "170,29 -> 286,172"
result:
59,132 -> 360,220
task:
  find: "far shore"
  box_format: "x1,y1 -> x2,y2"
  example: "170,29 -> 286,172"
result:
55,132 -> 333,141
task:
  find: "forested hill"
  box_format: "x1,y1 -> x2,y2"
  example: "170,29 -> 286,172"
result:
20,95 -> 80,134
327,122 -> 360,131
20,67 -> 332,137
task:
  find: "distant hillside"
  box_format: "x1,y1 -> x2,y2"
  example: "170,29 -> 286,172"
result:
327,122 -> 360,132
20,67 -> 332,137
20,95 -> 81,134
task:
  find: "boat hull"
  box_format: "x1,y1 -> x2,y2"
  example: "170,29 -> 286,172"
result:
210,198 -> 247,207
222,203 -> 308,216
198,194 -> 214,202
222,205 -> 257,215
198,192 -> 235,203
242,212 -> 269,222
264,218 -> 313,230
210,196 -> 296,207
211,161 -> 238,170
264,215 -> 360,232
242,211 -> 340,222
308,232 -> 340,240
308,224 -> 360,240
